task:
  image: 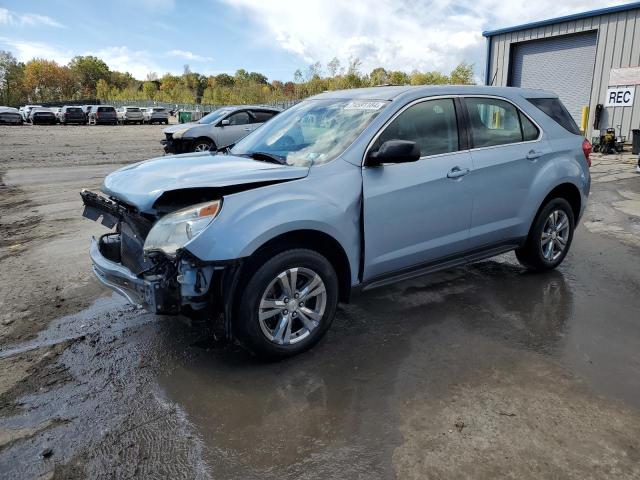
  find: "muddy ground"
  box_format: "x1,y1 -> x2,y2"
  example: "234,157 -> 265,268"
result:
0,123 -> 639,479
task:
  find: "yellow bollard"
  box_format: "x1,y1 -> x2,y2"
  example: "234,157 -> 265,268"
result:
580,106 -> 589,134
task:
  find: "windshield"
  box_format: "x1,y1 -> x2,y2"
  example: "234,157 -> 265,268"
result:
230,99 -> 388,166
198,108 -> 232,124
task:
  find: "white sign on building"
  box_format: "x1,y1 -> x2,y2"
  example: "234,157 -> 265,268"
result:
605,87 -> 635,107
609,66 -> 640,86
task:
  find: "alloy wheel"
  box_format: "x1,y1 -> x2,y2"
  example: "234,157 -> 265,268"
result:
258,267 -> 327,345
541,209 -> 570,261
193,143 -> 211,152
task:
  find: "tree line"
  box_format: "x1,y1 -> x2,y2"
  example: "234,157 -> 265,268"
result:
0,51 -> 474,107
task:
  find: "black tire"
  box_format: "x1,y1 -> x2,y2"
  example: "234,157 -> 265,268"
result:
235,249 -> 339,359
191,138 -> 213,152
516,198 -> 575,272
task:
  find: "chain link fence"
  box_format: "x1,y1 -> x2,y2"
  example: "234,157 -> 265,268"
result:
102,99 -> 300,113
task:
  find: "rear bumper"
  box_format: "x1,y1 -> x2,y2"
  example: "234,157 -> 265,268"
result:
121,116 -> 144,123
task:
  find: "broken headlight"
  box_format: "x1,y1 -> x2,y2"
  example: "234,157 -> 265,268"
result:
143,200 -> 221,256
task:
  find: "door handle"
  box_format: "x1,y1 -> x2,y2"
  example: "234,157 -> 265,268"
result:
243,127 -> 253,131
526,149 -> 544,160
447,167 -> 470,179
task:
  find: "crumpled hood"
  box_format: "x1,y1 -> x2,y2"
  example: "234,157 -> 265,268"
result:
163,122 -> 199,134
102,152 -> 309,212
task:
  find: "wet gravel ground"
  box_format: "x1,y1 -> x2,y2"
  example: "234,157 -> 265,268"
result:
0,124 -> 639,479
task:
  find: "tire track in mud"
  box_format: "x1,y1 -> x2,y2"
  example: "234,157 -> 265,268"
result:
1,124 -> 212,478
0,298 -> 213,479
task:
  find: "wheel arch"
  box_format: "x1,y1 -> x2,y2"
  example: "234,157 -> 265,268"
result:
539,182 -> 582,222
240,229 -> 352,303
192,136 -> 216,150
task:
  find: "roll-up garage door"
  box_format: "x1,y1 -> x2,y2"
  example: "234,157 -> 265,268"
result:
509,31 -> 597,126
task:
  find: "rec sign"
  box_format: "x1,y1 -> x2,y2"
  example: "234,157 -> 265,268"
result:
605,87 -> 635,107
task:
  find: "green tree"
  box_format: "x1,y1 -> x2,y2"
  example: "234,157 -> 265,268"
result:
142,81 -> 158,99
0,50 -> 25,106
450,62 -> 474,85
69,55 -> 110,97
369,67 -> 389,86
388,70 -> 410,85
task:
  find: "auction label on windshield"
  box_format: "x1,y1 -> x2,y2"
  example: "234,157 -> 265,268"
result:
344,101 -> 386,110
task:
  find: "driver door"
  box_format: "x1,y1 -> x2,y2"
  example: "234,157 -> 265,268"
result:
362,98 -> 474,280
217,110 -> 253,147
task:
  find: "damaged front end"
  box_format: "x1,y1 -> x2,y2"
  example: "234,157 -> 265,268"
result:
81,189 -> 232,319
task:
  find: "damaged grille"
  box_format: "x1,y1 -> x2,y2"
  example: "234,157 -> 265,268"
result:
120,212 -> 154,275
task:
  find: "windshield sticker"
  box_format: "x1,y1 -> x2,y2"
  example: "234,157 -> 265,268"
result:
343,101 -> 386,111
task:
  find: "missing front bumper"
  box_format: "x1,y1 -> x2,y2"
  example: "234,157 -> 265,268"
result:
90,236 -> 179,313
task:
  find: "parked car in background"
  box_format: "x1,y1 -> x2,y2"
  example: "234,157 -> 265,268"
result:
88,105 -> 117,125
0,107 -> 24,125
143,107 -> 169,125
162,105 -> 280,153
21,105 -> 42,121
28,108 -> 57,125
117,106 -> 144,125
83,85 -> 591,358
60,105 -> 87,125
53,107 -> 62,123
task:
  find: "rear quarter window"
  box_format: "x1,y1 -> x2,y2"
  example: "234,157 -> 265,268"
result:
252,111 -> 277,123
527,97 -> 580,135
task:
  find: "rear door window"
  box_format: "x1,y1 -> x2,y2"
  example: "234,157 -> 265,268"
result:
527,97 -> 580,135
464,98 -> 530,148
373,98 -> 459,157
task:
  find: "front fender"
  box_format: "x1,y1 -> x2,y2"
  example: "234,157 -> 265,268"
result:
184,159 -> 363,284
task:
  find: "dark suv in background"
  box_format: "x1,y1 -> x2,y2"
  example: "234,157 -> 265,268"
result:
60,106 -> 87,125
88,106 -> 117,125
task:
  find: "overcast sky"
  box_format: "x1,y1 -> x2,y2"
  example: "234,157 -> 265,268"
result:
0,0 -> 625,82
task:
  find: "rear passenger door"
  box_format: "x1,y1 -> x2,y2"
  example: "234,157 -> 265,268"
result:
362,97 -> 474,280
463,96 -> 550,247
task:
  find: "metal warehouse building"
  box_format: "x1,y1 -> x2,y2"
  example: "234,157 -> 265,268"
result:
483,2 -> 640,142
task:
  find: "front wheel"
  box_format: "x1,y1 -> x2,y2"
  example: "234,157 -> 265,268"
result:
516,198 -> 575,271
236,249 -> 339,359
192,139 -> 213,152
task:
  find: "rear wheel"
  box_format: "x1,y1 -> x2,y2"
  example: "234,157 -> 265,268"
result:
235,249 -> 339,359
516,198 -> 575,271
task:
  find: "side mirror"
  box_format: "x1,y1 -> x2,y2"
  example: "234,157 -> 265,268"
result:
367,140 -> 421,166
220,119 -> 230,126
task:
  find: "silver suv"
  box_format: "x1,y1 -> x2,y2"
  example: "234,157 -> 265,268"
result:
117,106 -> 144,125
143,107 -> 169,125
162,105 -> 280,154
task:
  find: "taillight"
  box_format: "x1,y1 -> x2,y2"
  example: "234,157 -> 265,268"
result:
582,139 -> 592,168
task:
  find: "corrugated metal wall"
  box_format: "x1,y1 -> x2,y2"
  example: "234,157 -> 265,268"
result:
486,7 -> 640,140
